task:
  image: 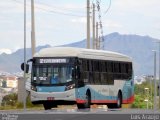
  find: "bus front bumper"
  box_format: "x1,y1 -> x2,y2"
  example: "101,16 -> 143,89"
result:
31,89 -> 75,102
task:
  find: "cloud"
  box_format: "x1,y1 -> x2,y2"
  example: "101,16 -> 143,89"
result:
0,0 -> 24,14
114,0 -> 158,8
0,49 -> 12,54
33,2 -> 86,16
63,3 -> 86,10
0,0 -> 160,51
71,17 -> 86,24
113,0 -> 160,17
153,22 -> 160,30
103,20 -> 123,28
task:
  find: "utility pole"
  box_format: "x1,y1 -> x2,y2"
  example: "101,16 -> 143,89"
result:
23,0 -> 27,111
31,0 -> 36,57
92,3 -> 95,49
98,36 -> 101,50
153,50 -> 157,111
87,0 -> 90,49
96,22 -> 99,49
158,41 -> 160,110
150,76 -> 153,109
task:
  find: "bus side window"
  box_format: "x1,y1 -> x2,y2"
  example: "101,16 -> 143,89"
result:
82,59 -> 88,71
128,63 -> 133,79
121,63 -> 125,79
101,61 -> 106,72
107,61 -> 111,73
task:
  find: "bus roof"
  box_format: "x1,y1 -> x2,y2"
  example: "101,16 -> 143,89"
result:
34,47 -> 132,62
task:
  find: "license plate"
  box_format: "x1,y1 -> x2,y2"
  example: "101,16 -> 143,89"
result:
47,97 -> 54,100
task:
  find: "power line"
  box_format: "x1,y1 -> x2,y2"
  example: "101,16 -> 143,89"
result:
35,5 -> 86,17
11,0 -> 86,17
104,0 -> 111,14
96,0 -> 105,50
92,0 -> 112,14
35,1 -> 86,13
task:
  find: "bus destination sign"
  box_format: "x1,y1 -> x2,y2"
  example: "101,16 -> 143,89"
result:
39,59 -> 67,64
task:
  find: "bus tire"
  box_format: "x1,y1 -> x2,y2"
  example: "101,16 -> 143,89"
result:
107,92 -> 122,109
43,102 -> 52,110
84,91 -> 91,108
77,103 -> 84,109
116,91 -> 122,108
77,91 -> 91,109
107,104 -> 115,109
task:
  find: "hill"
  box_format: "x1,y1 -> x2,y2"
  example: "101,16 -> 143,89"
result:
0,45 -> 51,73
63,32 -> 159,76
0,32 -> 159,76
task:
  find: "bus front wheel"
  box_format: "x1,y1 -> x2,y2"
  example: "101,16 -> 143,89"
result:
77,91 -> 91,109
43,102 -> 52,110
43,102 -> 57,110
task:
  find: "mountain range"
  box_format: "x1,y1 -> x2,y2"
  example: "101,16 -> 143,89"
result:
0,32 -> 159,76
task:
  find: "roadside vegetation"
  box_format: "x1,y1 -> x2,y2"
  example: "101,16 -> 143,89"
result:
0,93 -> 43,110
131,81 -> 157,109
0,81 -> 158,110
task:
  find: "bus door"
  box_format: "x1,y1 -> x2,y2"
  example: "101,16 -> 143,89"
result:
74,65 -> 86,103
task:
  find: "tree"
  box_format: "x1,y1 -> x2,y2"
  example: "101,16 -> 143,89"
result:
2,80 -> 7,88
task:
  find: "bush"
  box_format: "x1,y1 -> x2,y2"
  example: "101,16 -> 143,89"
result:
16,102 -> 23,109
132,95 -> 146,108
0,93 -> 43,110
26,96 -> 34,107
132,81 -> 154,109
2,93 -> 17,106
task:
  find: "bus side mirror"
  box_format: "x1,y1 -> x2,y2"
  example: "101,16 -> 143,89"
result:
21,63 -> 29,73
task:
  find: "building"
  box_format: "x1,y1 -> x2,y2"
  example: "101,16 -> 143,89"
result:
0,75 -> 18,88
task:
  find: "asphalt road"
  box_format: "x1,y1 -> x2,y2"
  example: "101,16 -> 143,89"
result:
0,108 -> 160,120
0,107 -> 159,114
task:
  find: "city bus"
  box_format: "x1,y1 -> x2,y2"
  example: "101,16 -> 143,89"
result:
21,47 -> 134,110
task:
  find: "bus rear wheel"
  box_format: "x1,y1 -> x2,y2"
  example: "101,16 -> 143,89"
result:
117,92 -> 122,108
107,92 -> 122,109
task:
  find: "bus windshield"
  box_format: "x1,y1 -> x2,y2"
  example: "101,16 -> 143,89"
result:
32,65 -> 73,85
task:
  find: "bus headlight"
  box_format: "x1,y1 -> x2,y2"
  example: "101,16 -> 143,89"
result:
65,84 -> 75,91
31,85 -> 37,91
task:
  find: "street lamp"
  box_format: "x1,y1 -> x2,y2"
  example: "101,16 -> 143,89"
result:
150,76 -> 153,109
144,99 -> 149,109
144,88 -> 149,109
159,41 -> 160,110
156,41 -> 160,110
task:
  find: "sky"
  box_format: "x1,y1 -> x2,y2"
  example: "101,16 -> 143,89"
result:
0,0 -> 160,54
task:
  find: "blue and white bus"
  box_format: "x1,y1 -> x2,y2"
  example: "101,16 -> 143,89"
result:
22,47 -> 134,110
